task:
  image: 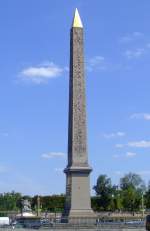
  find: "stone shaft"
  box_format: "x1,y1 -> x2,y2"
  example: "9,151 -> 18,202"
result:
67,27 -> 88,168
63,13 -> 95,221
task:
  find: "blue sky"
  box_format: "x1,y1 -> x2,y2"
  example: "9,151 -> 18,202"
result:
0,0 -> 150,195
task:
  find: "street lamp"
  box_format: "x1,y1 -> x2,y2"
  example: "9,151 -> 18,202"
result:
141,193 -> 145,217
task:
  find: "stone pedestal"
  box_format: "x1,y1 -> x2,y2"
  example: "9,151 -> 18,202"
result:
64,167 -> 95,223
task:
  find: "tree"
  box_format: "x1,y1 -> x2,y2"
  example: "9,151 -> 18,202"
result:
32,195 -> 65,212
120,173 -> 146,212
121,186 -> 141,212
110,186 -> 123,211
91,196 -> 100,211
93,175 -> 114,211
144,181 -> 150,209
0,191 -> 22,212
120,172 -> 146,192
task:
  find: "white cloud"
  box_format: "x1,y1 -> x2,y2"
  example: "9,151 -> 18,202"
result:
126,152 -> 137,158
54,168 -> 63,173
130,113 -> 150,121
115,144 -> 125,148
117,132 -> 125,137
124,48 -> 145,59
113,154 -> 120,159
41,152 -> 66,159
103,132 -> 125,139
113,152 -> 137,159
120,32 -> 144,43
128,140 -> 150,148
89,56 -> 105,66
87,56 -> 129,72
116,140 -> 150,149
87,56 -> 106,72
20,62 -> 65,84
122,33 -> 150,59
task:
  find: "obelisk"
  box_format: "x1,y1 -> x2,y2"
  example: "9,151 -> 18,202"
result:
63,9 -> 95,222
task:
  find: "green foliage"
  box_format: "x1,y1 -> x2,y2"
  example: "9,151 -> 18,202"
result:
144,181 -> 150,209
93,173 -> 147,212
91,196 -> 100,211
0,172 -> 150,213
32,195 -> 65,212
0,192 -> 65,213
93,175 -> 112,195
121,186 -> 141,211
0,191 -> 21,211
93,175 -> 115,211
120,173 -> 146,212
120,172 -> 146,192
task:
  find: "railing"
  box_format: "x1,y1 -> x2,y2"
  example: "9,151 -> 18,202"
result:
0,213 -> 146,230
0,217 -> 145,230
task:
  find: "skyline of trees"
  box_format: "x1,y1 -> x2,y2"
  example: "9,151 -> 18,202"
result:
0,172 -> 150,213
93,173 -> 147,212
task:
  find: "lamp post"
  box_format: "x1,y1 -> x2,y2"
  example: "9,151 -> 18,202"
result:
141,193 -> 145,217
37,196 -> 41,217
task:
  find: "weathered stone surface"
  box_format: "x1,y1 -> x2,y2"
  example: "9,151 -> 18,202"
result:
67,27 -> 88,167
63,12 -> 95,221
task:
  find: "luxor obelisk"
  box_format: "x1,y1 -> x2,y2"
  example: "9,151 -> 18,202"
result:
64,9 -> 95,221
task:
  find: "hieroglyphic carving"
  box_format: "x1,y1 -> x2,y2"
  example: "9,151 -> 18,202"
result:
67,27 -> 88,166
63,12 -> 95,219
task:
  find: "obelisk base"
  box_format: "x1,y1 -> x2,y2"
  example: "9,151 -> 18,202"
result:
67,209 -> 96,224
63,167 -> 96,224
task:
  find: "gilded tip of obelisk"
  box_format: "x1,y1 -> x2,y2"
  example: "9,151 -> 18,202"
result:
72,8 -> 83,28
